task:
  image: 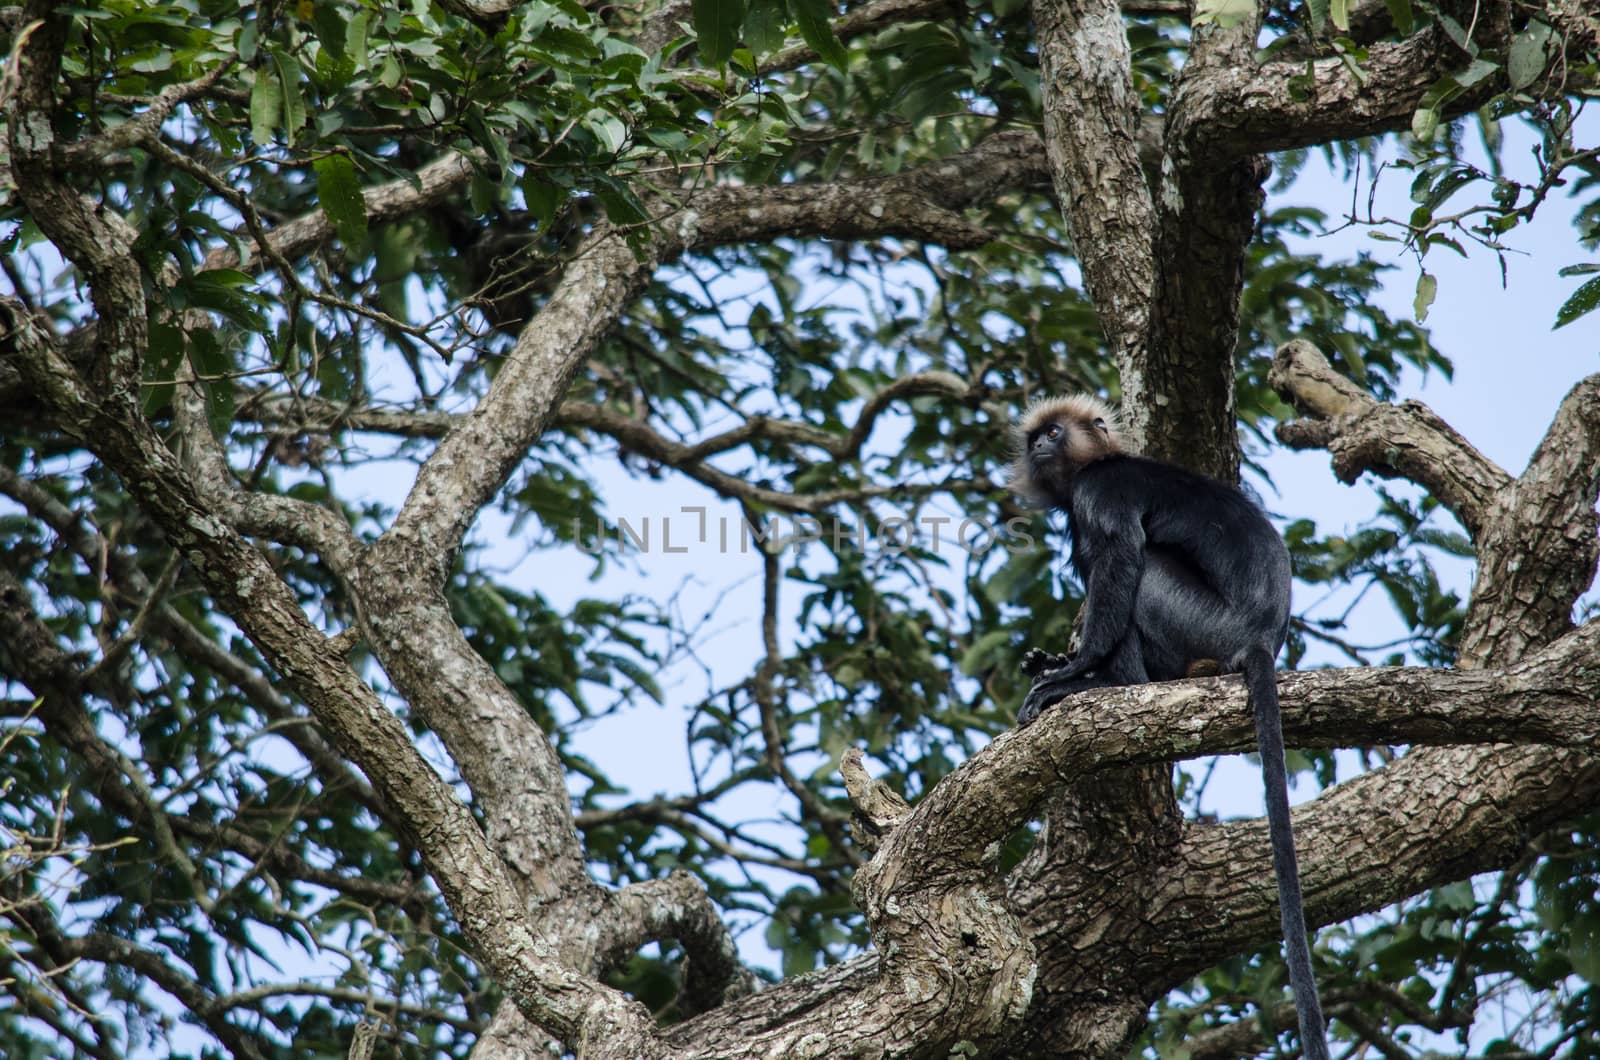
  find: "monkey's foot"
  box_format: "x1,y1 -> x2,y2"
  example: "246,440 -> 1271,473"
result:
1016,687 -> 1053,727
1017,670 -> 1071,726
1021,648 -> 1072,678
1017,663 -> 1106,727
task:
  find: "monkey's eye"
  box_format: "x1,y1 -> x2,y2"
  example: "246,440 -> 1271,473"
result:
1045,425 -> 1062,440
1092,417 -> 1106,431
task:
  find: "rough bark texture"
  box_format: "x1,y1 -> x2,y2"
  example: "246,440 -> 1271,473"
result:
6,0 -> 1600,1056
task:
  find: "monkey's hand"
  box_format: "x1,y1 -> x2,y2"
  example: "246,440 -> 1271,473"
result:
1021,648 -> 1072,678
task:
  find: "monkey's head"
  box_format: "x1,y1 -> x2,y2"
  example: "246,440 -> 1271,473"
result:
1008,394 -> 1123,508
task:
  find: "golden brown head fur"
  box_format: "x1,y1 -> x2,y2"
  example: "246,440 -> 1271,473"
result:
1008,394 -> 1124,507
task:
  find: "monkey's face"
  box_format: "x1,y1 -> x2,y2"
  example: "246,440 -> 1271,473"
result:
1023,420 -> 1078,502
1008,395 -> 1122,508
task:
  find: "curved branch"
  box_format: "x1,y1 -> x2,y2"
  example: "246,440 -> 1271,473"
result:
901,619 -> 1600,877
609,873 -> 761,1016
172,364 -> 365,570
57,62 -> 234,166
1270,339 -> 1509,537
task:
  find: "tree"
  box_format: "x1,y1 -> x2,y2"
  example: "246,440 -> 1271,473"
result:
2,0 -> 1598,1056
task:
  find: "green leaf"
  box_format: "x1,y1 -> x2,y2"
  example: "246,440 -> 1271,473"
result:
238,21 -> 259,63
1436,15 -> 1474,56
692,0 -> 745,67
346,10 -> 370,66
1409,75 -> 1462,141
272,51 -> 306,143
521,176 -> 564,227
1329,0 -> 1349,31
1411,104 -> 1440,142
1554,275 -> 1600,329
743,0 -> 786,54
594,176 -> 650,226
1413,271 -> 1437,322
312,2 -> 346,60
186,328 -> 236,437
1381,0 -> 1414,35
143,321 -> 184,416
958,629 -> 1012,676
313,154 -> 368,248
1192,0 -> 1255,27
1508,20 -> 1555,91
587,110 -> 628,154
249,66 -> 280,146
792,0 -> 847,70
1456,58 -> 1499,89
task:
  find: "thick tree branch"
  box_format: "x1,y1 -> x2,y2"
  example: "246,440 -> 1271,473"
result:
1142,13 -> 1270,476
1271,339 -> 1509,537
609,873 -> 761,1016
1017,618 -> 1600,778
1031,0 -> 1157,436
434,0 -> 521,29
221,151 -> 479,271
7,6 -> 144,406
3,158 -> 658,1060
1459,372 -> 1600,666
1194,26 -> 1548,155
901,619 -> 1600,879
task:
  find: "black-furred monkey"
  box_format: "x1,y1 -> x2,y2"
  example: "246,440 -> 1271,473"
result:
1012,394 -> 1330,1060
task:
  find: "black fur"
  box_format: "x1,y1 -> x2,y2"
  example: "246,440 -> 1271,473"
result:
1018,442 -> 1330,1060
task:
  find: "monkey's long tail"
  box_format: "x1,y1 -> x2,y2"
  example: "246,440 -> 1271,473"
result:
1245,647 -> 1331,1060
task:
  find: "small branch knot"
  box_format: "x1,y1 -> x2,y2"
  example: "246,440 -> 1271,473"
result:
840,749 -> 911,856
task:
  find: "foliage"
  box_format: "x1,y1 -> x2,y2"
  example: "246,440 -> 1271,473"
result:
1,0 -> 1598,1056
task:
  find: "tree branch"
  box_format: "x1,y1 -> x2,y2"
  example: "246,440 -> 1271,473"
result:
1031,0 -> 1157,436
9,894 -> 271,1060
1459,372 -> 1600,666
171,362 -> 365,570
1271,339 -> 1509,537
609,873 -> 761,1016
4,261 -> 658,1059
1142,11 -> 1270,476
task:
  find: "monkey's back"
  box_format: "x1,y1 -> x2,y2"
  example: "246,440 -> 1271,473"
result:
1065,455 -> 1291,677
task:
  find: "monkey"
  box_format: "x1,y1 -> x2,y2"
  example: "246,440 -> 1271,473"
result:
1009,394 -> 1330,1060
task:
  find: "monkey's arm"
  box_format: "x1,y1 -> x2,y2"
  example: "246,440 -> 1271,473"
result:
1045,506 -> 1146,681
